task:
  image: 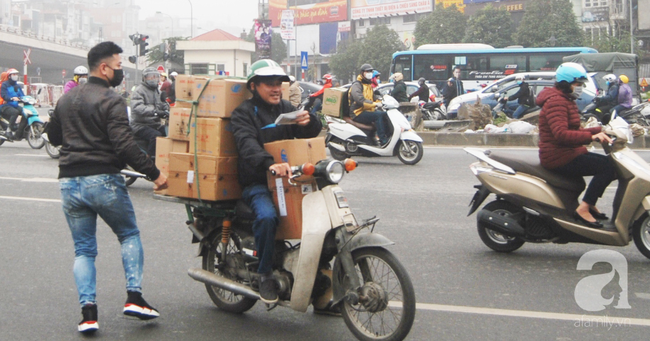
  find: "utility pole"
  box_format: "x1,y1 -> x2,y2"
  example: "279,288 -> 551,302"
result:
630,0 -> 634,54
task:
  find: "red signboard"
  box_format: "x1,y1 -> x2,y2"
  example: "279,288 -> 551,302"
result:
269,0 -> 348,27
157,65 -> 165,73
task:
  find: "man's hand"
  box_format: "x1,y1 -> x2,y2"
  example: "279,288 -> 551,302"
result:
375,102 -> 383,110
269,163 -> 292,177
11,97 -> 19,101
293,110 -> 311,126
153,172 -> 168,190
592,132 -> 613,144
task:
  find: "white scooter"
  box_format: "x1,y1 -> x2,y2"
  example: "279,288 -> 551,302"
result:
326,95 -> 424,165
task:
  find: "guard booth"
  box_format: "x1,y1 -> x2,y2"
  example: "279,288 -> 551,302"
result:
563,52 -> 639,99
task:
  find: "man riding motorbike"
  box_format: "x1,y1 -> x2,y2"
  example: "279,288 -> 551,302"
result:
130,67 -> 169,159
0,68 -> 25,140
230,59 -> 322,305
409,77 -> 429,102
64,66 -> 89,94
308,74 -> 333,115
349,64 -> 389,145
595,74 -> 619,114
612,74 -> 633,116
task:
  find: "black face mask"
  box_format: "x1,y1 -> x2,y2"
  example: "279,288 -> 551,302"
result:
108,68 -> 124,87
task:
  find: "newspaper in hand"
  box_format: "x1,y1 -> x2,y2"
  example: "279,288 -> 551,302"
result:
274,109 -> 302,125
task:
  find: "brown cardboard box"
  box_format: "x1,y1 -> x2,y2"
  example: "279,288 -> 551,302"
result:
175,75 -> 209,102
321,87 -> 347,118
166,153 -> 241,201
195,78 -> 251,118
281,82 -> 290,101
153,138 -> 189,195
168,107 -> 192,141
188,118 -> 238,156
269,179 -> 317,240
263,137 -> 327,168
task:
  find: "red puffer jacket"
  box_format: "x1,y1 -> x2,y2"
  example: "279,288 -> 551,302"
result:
537,87 -> 601,169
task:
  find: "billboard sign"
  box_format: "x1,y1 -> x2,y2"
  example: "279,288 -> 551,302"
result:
436,0 -> 466,12
254,19 -> 273,60
351,0 -> 433,20
269,0 -> 347,26
280,10 -> 295,40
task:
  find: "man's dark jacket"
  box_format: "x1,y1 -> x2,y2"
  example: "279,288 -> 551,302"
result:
231,95 -> 322,188
46,76 -> 160,180
509,81 -> 533,106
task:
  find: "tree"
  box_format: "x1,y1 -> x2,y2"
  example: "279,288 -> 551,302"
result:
463,4 -> 513,48
357,25 -> 404,77
329,38 -> 363,84
413,5 -> 467,48
146,36 -> 186,71
244,29 -> 287,64
514,0 -> 583,47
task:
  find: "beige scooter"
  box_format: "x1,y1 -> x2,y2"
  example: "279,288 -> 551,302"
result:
465,117 -> 650,258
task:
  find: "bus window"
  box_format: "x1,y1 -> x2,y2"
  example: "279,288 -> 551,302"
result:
530,53 -> 564,71
414,55 -> 449,82
489,55 -> 526,77
393,55 -> 413,81
462,56 -> 488,80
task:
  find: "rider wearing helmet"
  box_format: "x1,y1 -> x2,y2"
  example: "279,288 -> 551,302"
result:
64,66 -> 89,94
349,63 -> 390,145
308,73 -> 334,115
409,77 -> 430,102
159,72 -> 172,101
389,72 -> 408,103
168,71 -> 178,104
596,73 -> 619,113
504,74 -> 534,119
130,67 -> 169,159
537,62 -> 616,229
230,59 -> 321,305
1,68 -> 26,139
371,70 -> 381,89
612,74 -> 633,115
288,75 -> 301,107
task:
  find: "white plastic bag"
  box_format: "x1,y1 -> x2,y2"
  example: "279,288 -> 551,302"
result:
508,121 -> 536,134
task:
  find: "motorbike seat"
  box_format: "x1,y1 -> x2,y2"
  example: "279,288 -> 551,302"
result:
488,151 -> 586,192
235,199 -> 256,220
343,117 -> 375,132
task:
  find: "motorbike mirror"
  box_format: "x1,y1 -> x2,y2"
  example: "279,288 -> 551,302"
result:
344,158 -> 357,172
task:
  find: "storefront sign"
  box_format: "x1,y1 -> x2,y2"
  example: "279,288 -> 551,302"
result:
351,0 -> 433,20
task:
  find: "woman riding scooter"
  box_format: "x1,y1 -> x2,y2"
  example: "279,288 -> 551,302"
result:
0,68 -> 25,140
538,62 -> 616,229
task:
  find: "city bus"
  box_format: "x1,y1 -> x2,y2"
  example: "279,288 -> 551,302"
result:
390,44 -> 598,91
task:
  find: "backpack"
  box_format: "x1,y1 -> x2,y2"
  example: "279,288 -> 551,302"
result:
341,80 -> 361,118
526,86 -> 536,107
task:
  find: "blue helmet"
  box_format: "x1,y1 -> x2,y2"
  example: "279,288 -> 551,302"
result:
555,62 -> 588,83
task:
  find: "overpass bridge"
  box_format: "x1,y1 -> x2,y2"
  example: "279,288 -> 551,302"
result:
0,25 -> 138,88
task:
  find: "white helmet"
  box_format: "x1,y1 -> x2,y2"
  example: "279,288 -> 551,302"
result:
515,74 -> 525,81
603,74 -> 617,83
74,65 -> 88,76
170,71 -> 178,77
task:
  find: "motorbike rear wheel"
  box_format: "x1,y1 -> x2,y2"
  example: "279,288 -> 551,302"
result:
45,142 -> 60,159
27,122 -> 45,149
632,214 -> 650,259
477,201 -> 525,252
397,141 -> 423,165
337,247 -> 416,341
202,230 -> 257,313
329,145 -> 349,161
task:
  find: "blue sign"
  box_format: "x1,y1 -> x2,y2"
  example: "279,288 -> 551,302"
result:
301,51 -> 308,70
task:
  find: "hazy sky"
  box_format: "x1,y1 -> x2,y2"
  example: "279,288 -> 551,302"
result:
136,0 -> 259,36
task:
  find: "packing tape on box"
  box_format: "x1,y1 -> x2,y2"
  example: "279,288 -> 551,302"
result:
275,178 -> 287,216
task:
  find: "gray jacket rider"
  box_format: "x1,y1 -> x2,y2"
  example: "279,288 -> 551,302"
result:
130,81 -> 169,134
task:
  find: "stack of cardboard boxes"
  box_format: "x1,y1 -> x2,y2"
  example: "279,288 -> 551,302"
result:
157,75 -> 251,201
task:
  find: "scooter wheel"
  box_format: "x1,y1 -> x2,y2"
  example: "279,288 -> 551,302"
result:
397,141 -> 423,165
477,201 -> 525,252
632,214 -> 650,259
328,146 -> 348,161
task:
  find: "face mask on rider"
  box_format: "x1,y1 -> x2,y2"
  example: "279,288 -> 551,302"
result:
108,68 -> 124,88
571,85 -> 584,99
10,75 -> 18,82
78,77 -> 88,85
364,72 -> 373,80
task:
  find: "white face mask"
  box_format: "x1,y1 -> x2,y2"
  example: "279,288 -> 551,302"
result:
10,75 -> 18,82
571,85 -> 583,98
364,72 -> 373,80
79,77 -> 88,85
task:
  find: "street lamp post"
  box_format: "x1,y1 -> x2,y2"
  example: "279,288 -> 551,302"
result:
187,0 -> 193,38
156,11 -> 174,37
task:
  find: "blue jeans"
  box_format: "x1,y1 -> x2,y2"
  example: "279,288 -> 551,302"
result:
512,105 -> 530,119
354,110 -> 388,143
59,174 -> 144,307
242,184 -> 278,275
310,98 -> 322,116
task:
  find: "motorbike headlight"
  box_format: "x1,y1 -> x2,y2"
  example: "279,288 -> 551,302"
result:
326,161 -> 345,183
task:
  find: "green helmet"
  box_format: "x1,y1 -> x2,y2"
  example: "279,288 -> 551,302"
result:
247,59 -> 290,89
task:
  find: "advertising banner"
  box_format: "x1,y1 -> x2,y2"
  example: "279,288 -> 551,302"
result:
269,0 -> 348,27
281,10 -> 295,40
351,0 -> 432,20
435,0 -> 465,12
254,19 -> 273,60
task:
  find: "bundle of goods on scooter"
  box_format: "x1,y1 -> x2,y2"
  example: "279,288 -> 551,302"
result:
158,75 -> 251,201
321,87 -> 348,118
264,137 -> 327,239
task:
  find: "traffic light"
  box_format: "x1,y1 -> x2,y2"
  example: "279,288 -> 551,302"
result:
129,33 -> 140,45
128,55 -> 137,64
138,35 -> 149,56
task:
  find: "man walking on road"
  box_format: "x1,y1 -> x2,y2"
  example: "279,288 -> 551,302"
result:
46,41 -> 167,334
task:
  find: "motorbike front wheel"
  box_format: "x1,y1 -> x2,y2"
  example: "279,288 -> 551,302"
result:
337,247 -> 416,341
329,145 -> 349,161
45,142 -> 60,159
397,141 -> 423,165
27,122 -> 45,149
202,230 -> 257,313
632,214 -> 650,259
477,200 -> 525,252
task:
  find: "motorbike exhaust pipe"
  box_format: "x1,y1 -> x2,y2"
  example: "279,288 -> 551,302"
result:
188,268 -> 261,300
477,209 -> 525,237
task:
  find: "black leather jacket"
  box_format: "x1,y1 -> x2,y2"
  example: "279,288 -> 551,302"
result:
231,95 -> 322,188
47,77 -> 160,180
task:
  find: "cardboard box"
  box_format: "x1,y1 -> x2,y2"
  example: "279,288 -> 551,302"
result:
281,82 -> 290,101
322,87 -> 347,118
168,107 -> 192,141
263,137 -> 327,168
175,75 -> 209,102
188,118 -> 238,156
195,78 -> 251,118
153,138 -> 189,195
269,179 -> 317,240
166,153 -> 241,201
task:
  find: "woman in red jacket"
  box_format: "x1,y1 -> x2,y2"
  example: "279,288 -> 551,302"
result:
537,62 -> 616,229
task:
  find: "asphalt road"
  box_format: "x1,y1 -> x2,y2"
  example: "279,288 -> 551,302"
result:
2,142 -> 650,341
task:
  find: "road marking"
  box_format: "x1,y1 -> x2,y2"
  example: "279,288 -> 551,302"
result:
0,195 -> 60,203
0,176 -> 58,183
407,302 -> 650,326
15,154 -> 49,157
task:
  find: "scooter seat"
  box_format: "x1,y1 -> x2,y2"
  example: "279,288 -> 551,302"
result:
343,117 -> 375,132
488,151 -> 586,192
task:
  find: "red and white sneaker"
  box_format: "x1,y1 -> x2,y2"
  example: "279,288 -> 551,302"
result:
78,304 -> 98,333
123,291 -> 160,320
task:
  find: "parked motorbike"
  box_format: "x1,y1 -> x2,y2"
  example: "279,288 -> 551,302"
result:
418,100 -> 446,120
43,109 -> 61,159
155,158 -> 416,341
465,116 -> 650,258
326,95 -> 424,165
582,98 -> 650,126
0,95 -> 45,148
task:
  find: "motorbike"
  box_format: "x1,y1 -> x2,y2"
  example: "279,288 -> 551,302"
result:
465,115 -> 650,259
582,98 -> 650,126
154,158 -> 416,341
325,95 -> 424,165
0,95 -> 45,149
121,107 -> 168,186
418,100 -> 447,120
43,109 -> 61,159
